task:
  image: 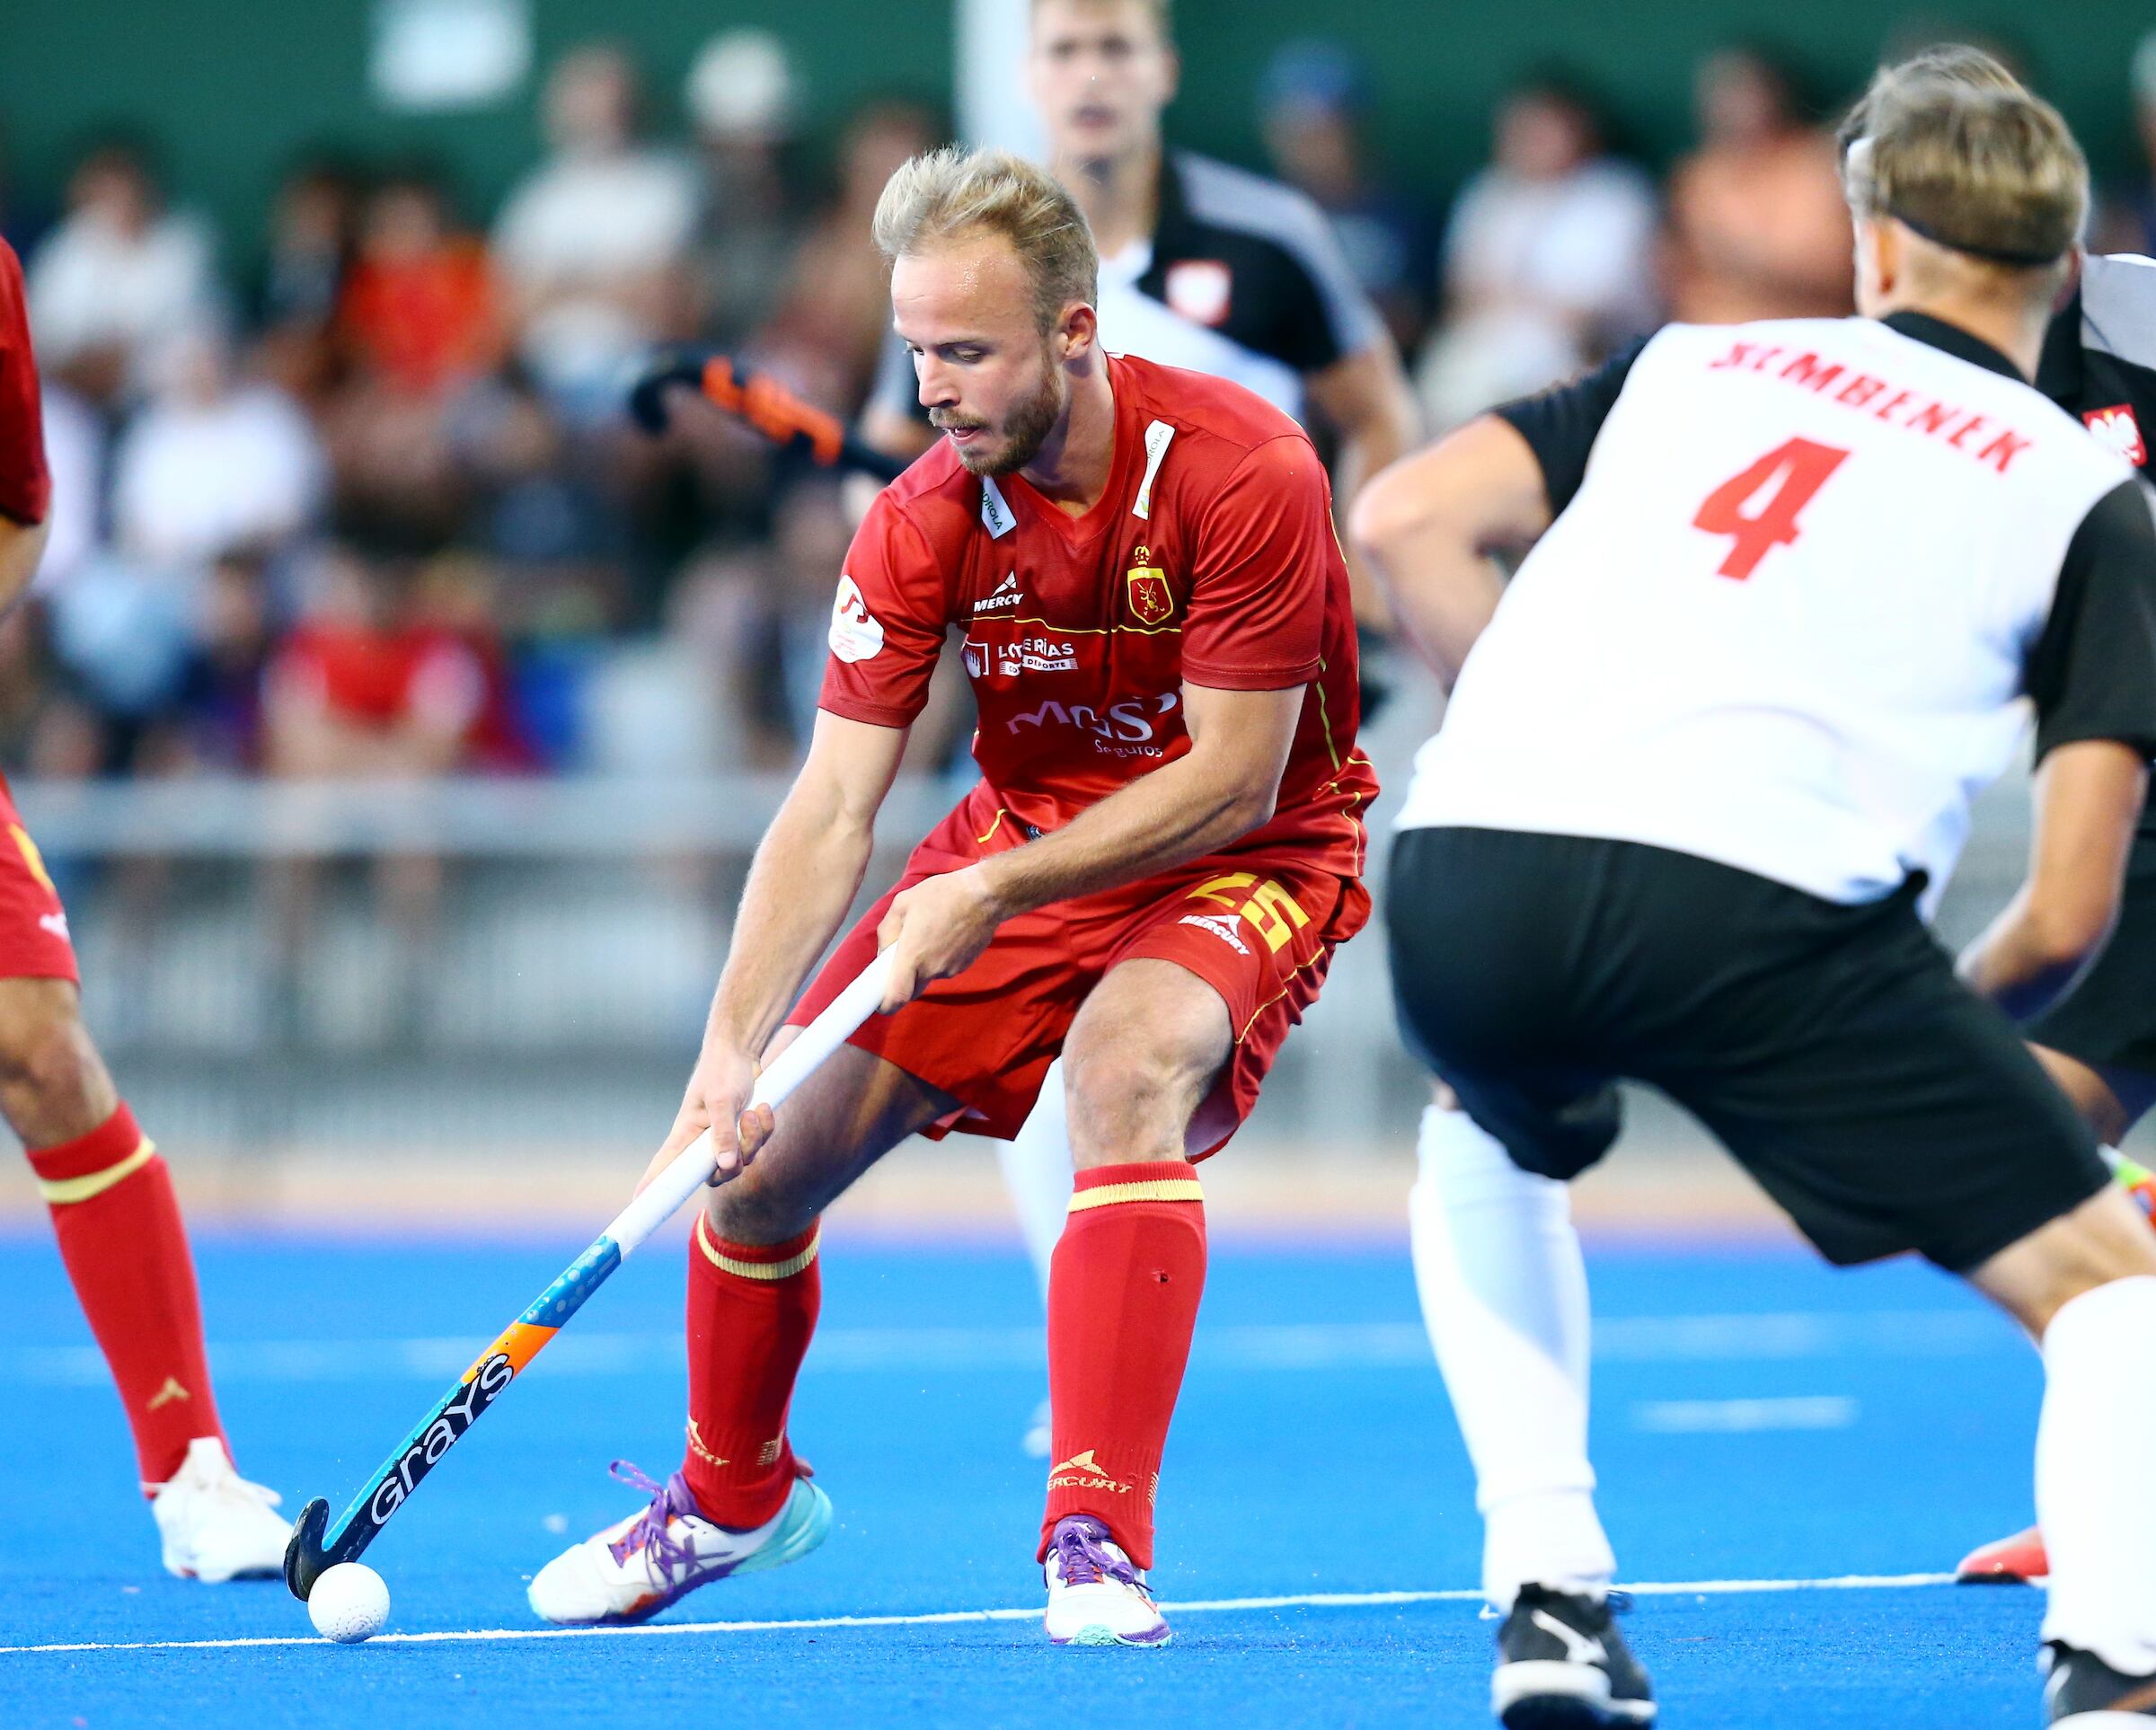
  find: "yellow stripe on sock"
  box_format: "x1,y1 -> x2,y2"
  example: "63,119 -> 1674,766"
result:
694,1212 -> 820,1280
1067,1178 -> 1204,1213
36,1139 -> 155,1205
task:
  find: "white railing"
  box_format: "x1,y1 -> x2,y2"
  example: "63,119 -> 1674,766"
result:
2,760 -> 2038,1156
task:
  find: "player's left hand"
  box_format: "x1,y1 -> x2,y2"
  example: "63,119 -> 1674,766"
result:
875,865 -> 1009,1011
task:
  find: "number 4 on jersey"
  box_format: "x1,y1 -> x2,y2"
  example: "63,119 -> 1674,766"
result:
1692,437 -> 1851,580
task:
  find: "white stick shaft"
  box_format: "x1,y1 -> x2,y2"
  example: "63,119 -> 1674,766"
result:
604,954 -> 892,1257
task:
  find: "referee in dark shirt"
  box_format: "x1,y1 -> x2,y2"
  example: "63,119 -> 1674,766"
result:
861,0 -> 1418,622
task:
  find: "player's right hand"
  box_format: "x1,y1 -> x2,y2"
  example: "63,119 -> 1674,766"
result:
636,1040 -> 773,1196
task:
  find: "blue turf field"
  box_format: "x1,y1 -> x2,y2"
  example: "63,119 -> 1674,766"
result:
0,1228 -> 2059,1726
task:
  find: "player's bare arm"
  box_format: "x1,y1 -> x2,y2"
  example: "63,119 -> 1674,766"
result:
0,512 -> 49,614
875,680 -> 1302,1005
1304,339 -> 1421,625
1959,737 -> 2148,1019
1351,415 -> 1551,692
646,712 -> 907,1190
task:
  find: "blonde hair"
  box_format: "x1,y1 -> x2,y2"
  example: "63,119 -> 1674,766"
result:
1839,57 -> 2085,271
871,146 -> 1099,333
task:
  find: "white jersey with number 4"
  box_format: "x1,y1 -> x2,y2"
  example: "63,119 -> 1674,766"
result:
1398,313 -> 2156,905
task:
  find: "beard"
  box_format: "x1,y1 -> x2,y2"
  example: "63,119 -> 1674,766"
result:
941,357 -> 1066,478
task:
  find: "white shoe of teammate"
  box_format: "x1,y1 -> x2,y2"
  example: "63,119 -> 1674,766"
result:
1043,1515 -> 1171,1646
529,1462 -> 831,1626
149,1436 -> 293,1583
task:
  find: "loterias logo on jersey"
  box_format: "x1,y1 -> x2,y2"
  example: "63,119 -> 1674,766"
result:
1126,545 -> 1175,626
2086,404 -> 2148,467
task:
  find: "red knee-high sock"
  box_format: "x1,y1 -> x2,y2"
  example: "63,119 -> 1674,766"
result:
681,1211 -> 821,1528
1040,1160 -> 1206,1570
28,1103 -> 226,1491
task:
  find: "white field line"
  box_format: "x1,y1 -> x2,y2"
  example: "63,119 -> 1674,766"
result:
1632,1396 -> 1860,1434
0,1572 -> 1960,1657
0,1311 -> 2009,1387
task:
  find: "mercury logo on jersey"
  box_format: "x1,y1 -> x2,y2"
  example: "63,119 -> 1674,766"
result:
1177,913 -> 1250,956
2086,404 -> 2148,467
973,572 -> 1024,614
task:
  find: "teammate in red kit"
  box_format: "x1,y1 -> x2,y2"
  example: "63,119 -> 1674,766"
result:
0,237 -> 292,1578
529,146 -> 1375,1644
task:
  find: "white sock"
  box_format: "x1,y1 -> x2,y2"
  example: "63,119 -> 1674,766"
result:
2040,1275 -> 2156,1675
1409,1102 -> 1616,1612
997,1057 -> 1074,1307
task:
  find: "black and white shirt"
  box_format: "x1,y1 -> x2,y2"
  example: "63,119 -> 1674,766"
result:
1396,311 -> 2156,907
867,149 -> 1385,426
2040,252 -> 2156,472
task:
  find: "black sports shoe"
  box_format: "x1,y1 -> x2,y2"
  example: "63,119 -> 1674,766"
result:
1492,1585 -> 1657,1728
2046,1641 -> 2156,1721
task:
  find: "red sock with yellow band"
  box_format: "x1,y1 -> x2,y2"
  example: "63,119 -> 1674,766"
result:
1040,1159 -> 1206,1569
28,1102 -> 225,1489
681,1212 -> 821,1527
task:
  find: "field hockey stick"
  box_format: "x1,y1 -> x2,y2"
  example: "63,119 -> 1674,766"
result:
282,953 -> 895,1599
627,346 -> 908,481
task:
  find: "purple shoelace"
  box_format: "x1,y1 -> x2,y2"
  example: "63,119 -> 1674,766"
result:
606,1461 -> 703,1584
1051,1517 -> 1137,1590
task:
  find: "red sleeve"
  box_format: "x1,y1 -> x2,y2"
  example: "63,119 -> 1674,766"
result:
0,241 -> 49,528
1180,435 -> 1330,690
817,493 -> 952,729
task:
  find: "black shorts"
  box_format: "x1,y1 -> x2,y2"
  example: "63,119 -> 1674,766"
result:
2027,827 -> 2156,1083
1387,826 -> 2109,1274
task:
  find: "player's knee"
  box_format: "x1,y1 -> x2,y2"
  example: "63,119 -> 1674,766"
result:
704,1165 -> 817,1248
0,997 -> 106,1125
1975,1186 -> 2156,1337
1063,1039 -> 1205,1167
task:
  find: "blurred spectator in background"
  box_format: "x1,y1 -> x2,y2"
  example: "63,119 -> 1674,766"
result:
1259,40 -> 1434,355
26,138 -> 218,405
35,379 -> 102,594
171,552 -> 276,772
685,29 -> 809,351
2096,31 -> 2156,256
1661,46 -> 1851,324
323,168 -> 503,543
491,45 -> 696,422
263,544 -> 524,1035
674,474 -> 971,773
264,544 -> 522,781
340,171 -> 500,397
1415,72 -> 1657,433
111,324 -> 323,567
757,98 -> 943,412
252,157 -> 358,402
673,477 -> 851,770
40,324 -> 323,774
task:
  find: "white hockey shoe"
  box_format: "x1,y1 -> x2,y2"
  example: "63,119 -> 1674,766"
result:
149,1437 -> 294,1582
1043,1515 -> 1171,1647
528,1461 -> 831,1626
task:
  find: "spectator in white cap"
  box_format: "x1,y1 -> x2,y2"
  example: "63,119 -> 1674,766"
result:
685,28 -> 808,349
